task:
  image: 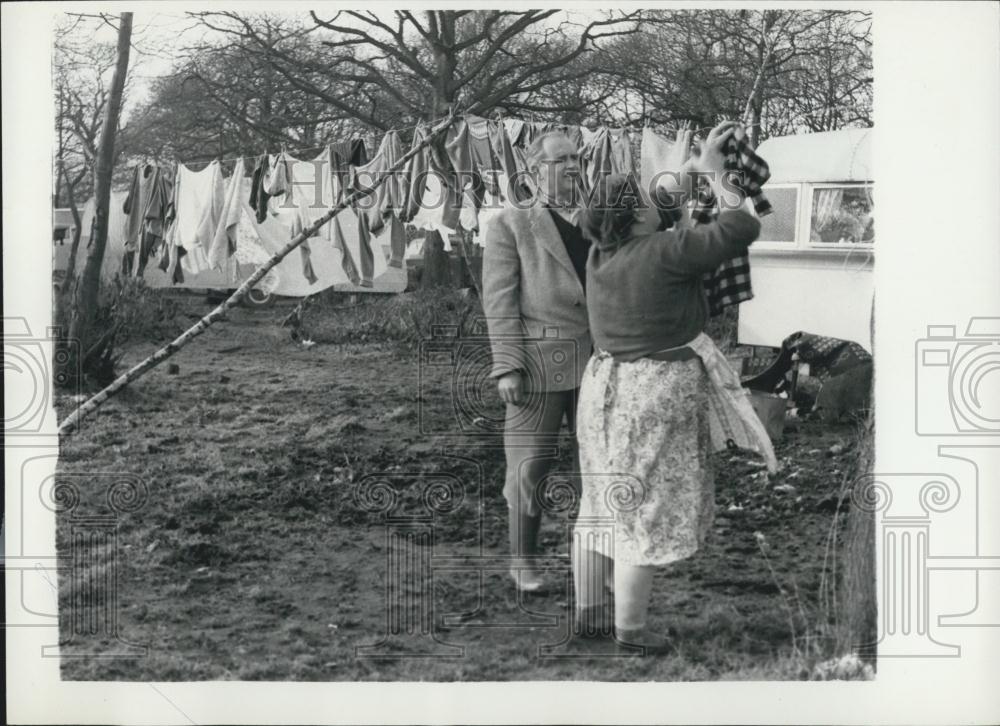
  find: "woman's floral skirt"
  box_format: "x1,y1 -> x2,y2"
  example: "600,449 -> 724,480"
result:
575,352 -> 715,566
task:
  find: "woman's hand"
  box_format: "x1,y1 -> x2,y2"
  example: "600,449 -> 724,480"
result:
692,120 -> 738,176
692,121 -> 746,207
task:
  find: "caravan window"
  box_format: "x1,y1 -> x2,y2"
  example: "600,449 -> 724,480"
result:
754,185 -> 798,243
809,184 -> 874,246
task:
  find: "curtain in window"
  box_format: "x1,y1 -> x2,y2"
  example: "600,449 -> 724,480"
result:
812,188 -> 844,232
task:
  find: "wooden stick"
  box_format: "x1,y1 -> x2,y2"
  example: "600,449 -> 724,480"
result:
58,111 -> 458,436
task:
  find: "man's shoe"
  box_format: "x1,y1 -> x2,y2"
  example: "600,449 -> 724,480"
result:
509,513 -> 545,593
509,565 -> 546,593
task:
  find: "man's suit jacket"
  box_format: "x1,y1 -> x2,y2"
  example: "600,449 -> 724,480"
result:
482,202 -> 591,392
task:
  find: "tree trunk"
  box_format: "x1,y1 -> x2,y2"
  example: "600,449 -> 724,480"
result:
747,100 -> 763,147
429,11 -> 457,117
68,12 -> 132,360
838,297 -> 877,661
456,230 -> 482,297
420,230 -> 453,288
59,163 -> 84,295
839,409 -> 876,660
742,11 -> 779,146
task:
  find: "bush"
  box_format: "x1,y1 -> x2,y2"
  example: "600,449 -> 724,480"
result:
95,275 -> 185,347
54,275 -> 183,388
306,287 -> 483,347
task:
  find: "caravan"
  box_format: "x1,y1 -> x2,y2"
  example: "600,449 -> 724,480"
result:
737,127 -> 874,353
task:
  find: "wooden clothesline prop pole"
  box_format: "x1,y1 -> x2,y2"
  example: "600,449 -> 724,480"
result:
58,110 -> 460,437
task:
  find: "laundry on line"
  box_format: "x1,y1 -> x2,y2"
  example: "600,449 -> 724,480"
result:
73,114 -> 772,314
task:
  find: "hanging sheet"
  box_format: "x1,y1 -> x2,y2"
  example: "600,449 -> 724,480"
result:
167,160 -> 226,276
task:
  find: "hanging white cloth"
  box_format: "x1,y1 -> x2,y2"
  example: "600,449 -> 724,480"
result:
171,160 -> 225,275
283,149 -> 337,242
208,158 -> 247,270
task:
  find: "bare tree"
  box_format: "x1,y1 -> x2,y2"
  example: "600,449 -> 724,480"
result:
67,12 -> 133,375
602,10 -> 872,143
127,15 -> 357,165
181,10 -> 641,130
53,21 -> 110,302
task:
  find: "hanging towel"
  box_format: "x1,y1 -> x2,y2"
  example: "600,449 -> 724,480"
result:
208,158 -> 247,270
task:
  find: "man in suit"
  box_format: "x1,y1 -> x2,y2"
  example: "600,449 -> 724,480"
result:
482,131 -> 592,592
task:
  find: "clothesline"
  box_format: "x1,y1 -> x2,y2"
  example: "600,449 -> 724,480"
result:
178,114 -> 452,168
641,120 -> 766,139
176,113 -> 766,170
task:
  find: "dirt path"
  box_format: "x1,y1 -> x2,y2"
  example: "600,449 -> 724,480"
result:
56,297 -> 857,681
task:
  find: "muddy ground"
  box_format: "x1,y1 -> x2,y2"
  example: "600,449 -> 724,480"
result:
55,293 -> 861,681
